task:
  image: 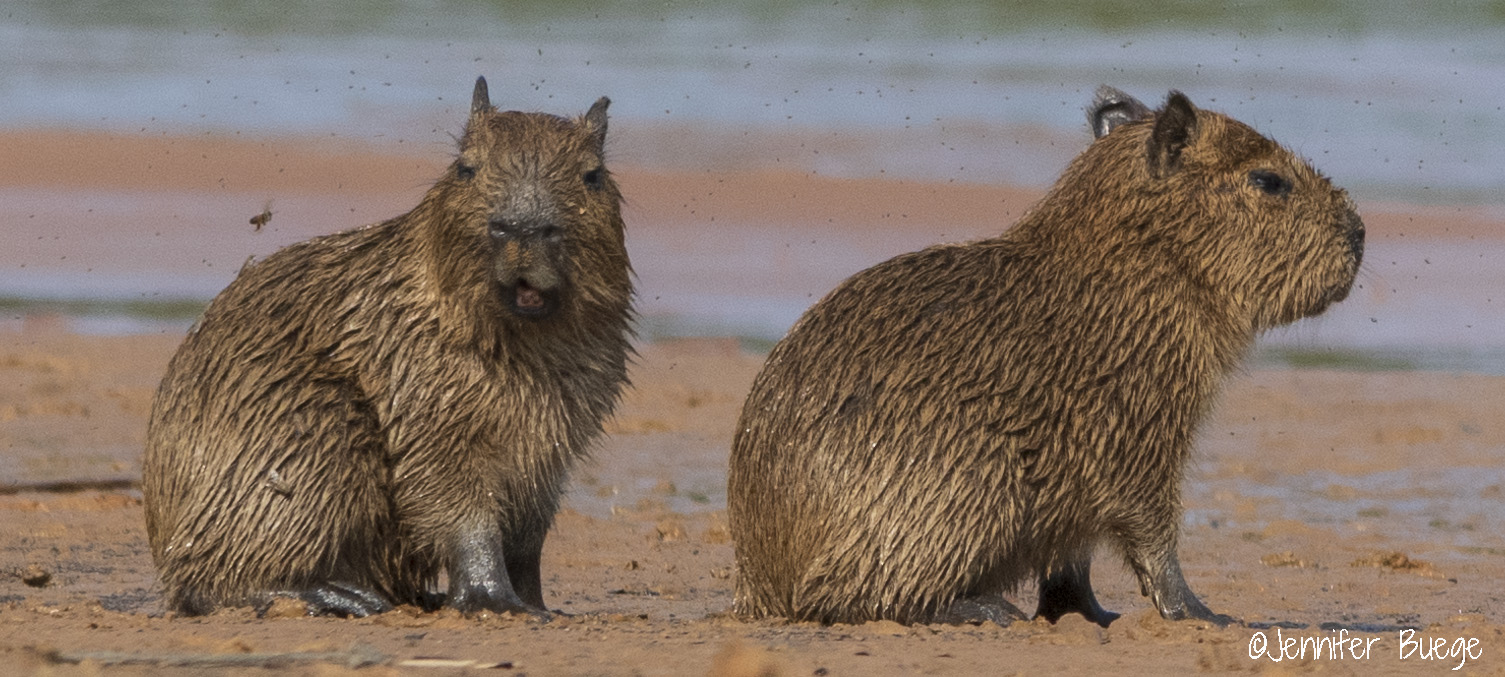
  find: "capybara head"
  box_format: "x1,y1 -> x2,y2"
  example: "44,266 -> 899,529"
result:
427,77 -> 626,321
1076,87 -> 1364,330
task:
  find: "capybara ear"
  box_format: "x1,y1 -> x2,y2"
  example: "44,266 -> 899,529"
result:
1088,86 -> 1152,139
584,96 -> 610,148
470,76 -> 492,116
1148,91 -> 1197,178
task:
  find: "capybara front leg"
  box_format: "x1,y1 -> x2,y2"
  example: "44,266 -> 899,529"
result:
447,528 -> 550,619
1034,558 -> 1120,627
265,581 -> 393,617
1129,545 -> 1236,626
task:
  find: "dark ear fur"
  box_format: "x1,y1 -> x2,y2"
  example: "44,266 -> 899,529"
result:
470,76 -> 491,116
1148,91 -> 1197,178
1089,86 -> 1153,139
584,96 -> 610,148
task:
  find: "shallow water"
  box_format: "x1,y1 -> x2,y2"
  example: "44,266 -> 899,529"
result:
8,212 -> 1505,372
1185,465 -> 1505,555
3,2 -> 1502,203
4,2 -> 1505,368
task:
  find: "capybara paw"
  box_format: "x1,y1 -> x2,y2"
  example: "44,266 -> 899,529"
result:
1034,568 -> 1120,628
476,602 -> 552,621
449,591 -> 552,620
935,595 -> 1028,626
503,603 -> 554,621
1090,608 -> 1122,627
1036,603 -> 1121,628
1161,601 -> 1238,627
416,590 -> 447,612
1194,610 -> 1239,628
266,582 -> 393,618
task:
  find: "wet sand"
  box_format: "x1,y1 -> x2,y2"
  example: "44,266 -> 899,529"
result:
2,130 -> 1504,674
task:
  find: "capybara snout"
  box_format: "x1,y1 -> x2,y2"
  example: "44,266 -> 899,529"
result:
1315,201 -> 1365,310
492,229 -> 566,317
483,193 -> 570,317
1347,209 -> 1365,265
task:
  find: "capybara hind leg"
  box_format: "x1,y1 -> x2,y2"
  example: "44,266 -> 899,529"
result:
265,582 -> 393,617
932,594 -> 1027,626
1129,542 -> 1236,626
506,541 -> 546,610
1035,559 -> 1120,627
447,527 -> 550,619
149,380 -> 391,616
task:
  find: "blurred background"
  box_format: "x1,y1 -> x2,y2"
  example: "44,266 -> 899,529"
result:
5,1 -> 1499,198
2,1 -> 1503,367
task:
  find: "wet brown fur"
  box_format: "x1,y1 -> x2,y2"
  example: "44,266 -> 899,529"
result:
144,79 -> 633,615
728,90 -> 1364,625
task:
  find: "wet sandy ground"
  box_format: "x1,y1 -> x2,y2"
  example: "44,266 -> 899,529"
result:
2,329 -> 1503,675
1,131 -> 1504,674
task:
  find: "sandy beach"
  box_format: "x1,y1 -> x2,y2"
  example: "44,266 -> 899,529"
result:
2,129 -> 1504,675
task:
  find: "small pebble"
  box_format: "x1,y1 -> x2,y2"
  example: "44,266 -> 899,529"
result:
21,564 -> 51,587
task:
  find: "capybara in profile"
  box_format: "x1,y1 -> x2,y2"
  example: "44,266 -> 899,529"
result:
143,77 -> 633,617
728,87 -> 1364,627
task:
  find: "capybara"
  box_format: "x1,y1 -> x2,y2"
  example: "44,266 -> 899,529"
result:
143,77 -> 633,617
728,87 -> 1364,627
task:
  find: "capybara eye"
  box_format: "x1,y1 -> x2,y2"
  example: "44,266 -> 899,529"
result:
456,163 -> 477,181
583,167 -> 605,190
1248,170 -> 1291,197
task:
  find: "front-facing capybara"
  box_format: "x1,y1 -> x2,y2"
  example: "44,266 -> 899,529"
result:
728,88 -> 1364,626
143,77 -> 633,617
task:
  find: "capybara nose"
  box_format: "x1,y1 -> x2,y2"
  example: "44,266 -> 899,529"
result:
1345,210 -> 1365,267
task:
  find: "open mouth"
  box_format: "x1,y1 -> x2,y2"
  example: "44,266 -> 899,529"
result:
515,279 -> 546,311
506,278 -> 555,318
